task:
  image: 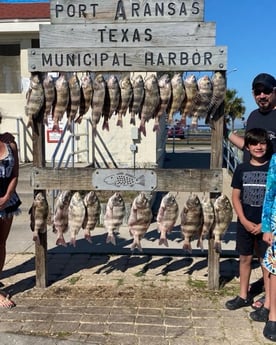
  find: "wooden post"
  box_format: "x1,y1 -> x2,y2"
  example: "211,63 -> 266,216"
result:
208,95 -> 225,290
32,117 -> 48,288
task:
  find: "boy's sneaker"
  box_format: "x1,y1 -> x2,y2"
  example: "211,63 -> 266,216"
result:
225,296 -> 253,310
249,306 -> 269,322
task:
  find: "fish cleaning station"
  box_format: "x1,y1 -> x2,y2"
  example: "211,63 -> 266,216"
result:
27,0 -> 228,290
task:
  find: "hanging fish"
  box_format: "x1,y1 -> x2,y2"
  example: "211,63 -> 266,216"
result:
156,192 -> 179,247
129,74 -> 144,125
128,192 -> 152,252
180,74 -> 198,125
29,192 -> 49,245
91,74 -> 106,131
180,194 -> 203,253
191,75 -> 213,127
206,71 -> 226,127
211,194 -> 233,253
25,73 -> 44,129
42,73 -> 55,125
139,74 -> 160,136
167,73 -> 186,124
104,192 -> 125,245
153,74 -> 172,132
83,191 -> 101,243
102,74 -> 120,131
76,72 -> 93,124
68,191 -> 86,247
53,190 -> 72,247
66,73 -> 81,130
52,73 -> 69,131
197,195 -> 215,250
117,75 -> 133,127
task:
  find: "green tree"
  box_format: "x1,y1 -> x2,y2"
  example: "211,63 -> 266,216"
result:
224,89 -> 246,130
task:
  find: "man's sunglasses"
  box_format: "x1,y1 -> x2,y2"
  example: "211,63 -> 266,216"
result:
253,88 -> 274,96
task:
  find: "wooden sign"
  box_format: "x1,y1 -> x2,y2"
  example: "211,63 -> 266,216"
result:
50,0 -> 204,24
39,21 -> 215,48
28,46 -> 227,72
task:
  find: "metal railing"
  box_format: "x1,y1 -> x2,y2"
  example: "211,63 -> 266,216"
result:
223,138 -> 242,173
3,115 -> 33,163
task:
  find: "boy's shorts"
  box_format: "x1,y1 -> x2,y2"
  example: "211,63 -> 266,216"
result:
236,222 -> 268,258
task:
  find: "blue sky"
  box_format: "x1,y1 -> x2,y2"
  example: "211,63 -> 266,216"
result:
205,0 -> 276,121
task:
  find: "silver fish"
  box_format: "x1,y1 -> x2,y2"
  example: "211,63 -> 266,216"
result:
153,74 -> 172,132
167,73 -> 185,124
191,75 -> 213,127
68,191 -> 86,247
180,194 -> 203,253
67,73 -> 81,129
211,194 -> 233,253
197,195 -> 215,250
52,73 -> 69,131
83,191 -> 101,243
25,73 -> 44,128
104,192 -> 125,245
104,172 -> 145,187
102,74 -> 120,131
129,74 -> 144,125
206,71 -> 226,126
117,75 -> 133,127
157,192 -> 179,247
76,72 -> 93,123
53,190 -> 72,247
139,74 -> 160,136
29,192 -> 49,245
42,74 -> 55,125
91,74 -> 106,131
128,192 -> 152,251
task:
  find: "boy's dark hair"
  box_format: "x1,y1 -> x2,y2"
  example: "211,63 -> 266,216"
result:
244,128 -> 273,159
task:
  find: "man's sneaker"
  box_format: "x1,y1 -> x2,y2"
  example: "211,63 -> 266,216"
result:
249,306 -> 269,322
225,296 -> 253,310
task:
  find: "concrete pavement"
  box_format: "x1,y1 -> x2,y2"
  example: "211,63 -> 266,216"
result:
0,156 -> 272,344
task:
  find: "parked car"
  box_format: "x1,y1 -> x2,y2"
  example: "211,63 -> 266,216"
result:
167,125 -> 185,139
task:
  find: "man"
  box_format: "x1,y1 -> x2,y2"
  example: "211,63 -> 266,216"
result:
227,73 -> 276,162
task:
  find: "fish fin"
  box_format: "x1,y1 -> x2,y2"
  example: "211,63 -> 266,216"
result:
106,233 -> 116,246
159,237 -> 169,247
183,242 -> 192,254
130,238 -> 143,252
56,236 -> 67,247
84,232 -> 92,243
70,237 -> 77,247
196,238 -> 204,251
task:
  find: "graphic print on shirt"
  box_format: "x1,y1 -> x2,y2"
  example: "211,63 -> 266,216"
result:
242,171 -> 267,207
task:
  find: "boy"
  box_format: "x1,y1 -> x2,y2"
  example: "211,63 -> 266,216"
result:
225,128 -> 273,316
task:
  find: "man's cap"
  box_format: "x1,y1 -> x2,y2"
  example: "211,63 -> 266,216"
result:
252,73 -> 276,90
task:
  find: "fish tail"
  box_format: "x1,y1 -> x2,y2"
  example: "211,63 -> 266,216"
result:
56,236 -> 67,247
152,123 -> 160,132
106,233 -> 116,246
70,237 -> 77,247
130,238 -> 143,252
84,233 -> 92,244
137,175 -> 145,186
183,241 -> 192,254
102,120 -> 109,131
130,116 -> 136,125
159,237 -> 169,247
139,123 -> 146,137
214,241 -> 222,254
196,238 -> 204,252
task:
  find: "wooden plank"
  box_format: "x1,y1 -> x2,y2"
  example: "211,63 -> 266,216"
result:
32,120 -> 48,289
39,22 -> 216,48
28,46 -> 227,72
208,86 -> 225,291
50,0 -> 204,24
30,167 -> 223,193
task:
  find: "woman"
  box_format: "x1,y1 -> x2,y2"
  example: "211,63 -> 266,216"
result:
0,119 -> 21,308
